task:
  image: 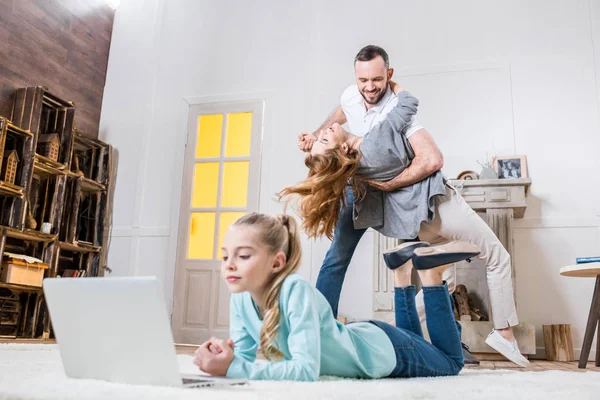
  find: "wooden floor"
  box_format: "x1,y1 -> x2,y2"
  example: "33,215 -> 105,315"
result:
465,360 -> 600,372
2,340 -> 598,372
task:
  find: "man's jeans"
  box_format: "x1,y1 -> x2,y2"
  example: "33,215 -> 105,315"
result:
315,189 -> 366,318
370,284 -> 464,377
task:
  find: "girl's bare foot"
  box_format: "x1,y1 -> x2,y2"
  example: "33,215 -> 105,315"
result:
393,260 -> 414,287
418,263 -> 453,287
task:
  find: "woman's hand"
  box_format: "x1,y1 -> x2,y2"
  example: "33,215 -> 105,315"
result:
193,337 -> 235,376
298,132 -> 317,152
388,80 -> 405,95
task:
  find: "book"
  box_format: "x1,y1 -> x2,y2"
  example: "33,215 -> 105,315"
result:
576,257 -> 600,264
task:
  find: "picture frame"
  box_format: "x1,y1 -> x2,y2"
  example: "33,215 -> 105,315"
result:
492,155 -> 528,179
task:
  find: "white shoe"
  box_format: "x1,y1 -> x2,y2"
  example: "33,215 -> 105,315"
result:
484,329 -> 530,367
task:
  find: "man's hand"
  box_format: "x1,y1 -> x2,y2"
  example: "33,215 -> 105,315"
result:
297,132 -> 317,152
363,178 -> 396,192
193,337 -> 235,376
367,129 -> 443,191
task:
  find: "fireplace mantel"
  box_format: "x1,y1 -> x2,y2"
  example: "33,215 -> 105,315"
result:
447,178 -> 531,218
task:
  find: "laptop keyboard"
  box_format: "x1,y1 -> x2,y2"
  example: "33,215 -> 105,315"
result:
182,377 -> 215,384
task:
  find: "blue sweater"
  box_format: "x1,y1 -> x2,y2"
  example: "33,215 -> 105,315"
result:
225,274 -> 396,381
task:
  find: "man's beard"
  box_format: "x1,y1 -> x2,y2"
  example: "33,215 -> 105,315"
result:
360,81 -> 388,105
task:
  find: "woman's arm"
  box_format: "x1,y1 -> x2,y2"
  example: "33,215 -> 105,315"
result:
383,82 -> 419,134
226,281 -> 321,381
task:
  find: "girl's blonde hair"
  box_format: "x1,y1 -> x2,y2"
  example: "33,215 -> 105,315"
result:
278,148 -> 363,240
232,212 -> 302,361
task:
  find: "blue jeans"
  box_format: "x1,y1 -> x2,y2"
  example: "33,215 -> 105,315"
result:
370,283 -> 464,377
315,189 -> 366,318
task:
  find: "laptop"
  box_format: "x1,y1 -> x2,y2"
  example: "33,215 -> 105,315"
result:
43,276 -> 247,388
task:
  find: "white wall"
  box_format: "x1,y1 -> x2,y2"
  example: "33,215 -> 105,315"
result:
100,0 -> 600,359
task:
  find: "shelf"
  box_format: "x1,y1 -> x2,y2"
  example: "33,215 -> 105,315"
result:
59,241 -> 101,253
0,181 -> 24,197
64,173 -> 105,192
0,282 -> 42,293
81,177 -> 105,192
73,132 -> 105,149
41,89 -> 74,109
5,122 -> 34,138
33,155 -> 67,176
1,227 -> 57,243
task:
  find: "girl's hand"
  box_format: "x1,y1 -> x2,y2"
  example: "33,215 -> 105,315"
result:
193,338 -> 234,376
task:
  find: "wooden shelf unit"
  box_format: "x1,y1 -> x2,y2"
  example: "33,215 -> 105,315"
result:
0,86 -> 113,340
0,118 -> 34,229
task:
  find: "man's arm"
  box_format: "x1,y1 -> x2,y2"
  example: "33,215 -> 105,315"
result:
365,128 -> 444,192
298,106 -> 347,152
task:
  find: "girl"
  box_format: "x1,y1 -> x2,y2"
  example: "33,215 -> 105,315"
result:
193,212 -> 471,381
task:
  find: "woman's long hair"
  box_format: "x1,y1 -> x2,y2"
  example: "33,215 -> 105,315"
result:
278,148 -> 363,240
232,213 -> 302,361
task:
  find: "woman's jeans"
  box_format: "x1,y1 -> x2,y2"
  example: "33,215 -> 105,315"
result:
370,283 -> 464,377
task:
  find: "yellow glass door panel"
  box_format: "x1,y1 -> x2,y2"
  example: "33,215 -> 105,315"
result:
225,112 -> 252,157
188,212 -> 216,259
221,161 -> 249,208
191,162 -> 220,208
196,114 -> 223,158
218,212 -> 246,253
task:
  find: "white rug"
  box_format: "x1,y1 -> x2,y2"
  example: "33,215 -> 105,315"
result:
1,344 -> 599,400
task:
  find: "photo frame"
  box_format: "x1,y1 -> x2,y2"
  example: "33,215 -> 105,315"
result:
492,155 -> 528,179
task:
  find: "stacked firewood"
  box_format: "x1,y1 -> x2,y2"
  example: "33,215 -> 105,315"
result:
452,284 -> 487,321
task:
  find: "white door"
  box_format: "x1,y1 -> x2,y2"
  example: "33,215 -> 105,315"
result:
373,233 -> 399,322
171,100 -> 263,344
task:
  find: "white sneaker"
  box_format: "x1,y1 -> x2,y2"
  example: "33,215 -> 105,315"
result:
484,329 -> 530,367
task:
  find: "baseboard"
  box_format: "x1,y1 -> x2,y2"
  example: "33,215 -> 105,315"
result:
535,346 -> 597,362
0,338 -> 56,344
472,352 -> 529,361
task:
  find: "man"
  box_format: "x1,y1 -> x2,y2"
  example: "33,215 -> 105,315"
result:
298,45 -> 527,367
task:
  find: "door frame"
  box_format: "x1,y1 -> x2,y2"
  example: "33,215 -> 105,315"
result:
170,97 -> 264,343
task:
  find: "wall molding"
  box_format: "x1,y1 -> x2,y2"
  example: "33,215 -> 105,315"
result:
515,216 -> 600,229
394,60 -> 509,78
111,226 -> 170,237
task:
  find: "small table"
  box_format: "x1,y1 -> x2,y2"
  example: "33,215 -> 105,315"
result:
559,262 -> 600,368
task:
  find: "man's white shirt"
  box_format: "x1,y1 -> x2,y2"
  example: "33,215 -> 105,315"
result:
340,85 -> 423,137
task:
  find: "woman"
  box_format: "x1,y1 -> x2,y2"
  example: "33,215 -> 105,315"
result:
193,213 -> 472,381
279,84 -> 445,245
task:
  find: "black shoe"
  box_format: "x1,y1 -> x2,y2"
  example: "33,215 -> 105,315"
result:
383,241 -> 430,270
462,343 -> 480,365
412,241 -> 481,270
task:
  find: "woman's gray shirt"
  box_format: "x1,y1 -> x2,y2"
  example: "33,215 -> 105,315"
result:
353,91 -> 446,239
